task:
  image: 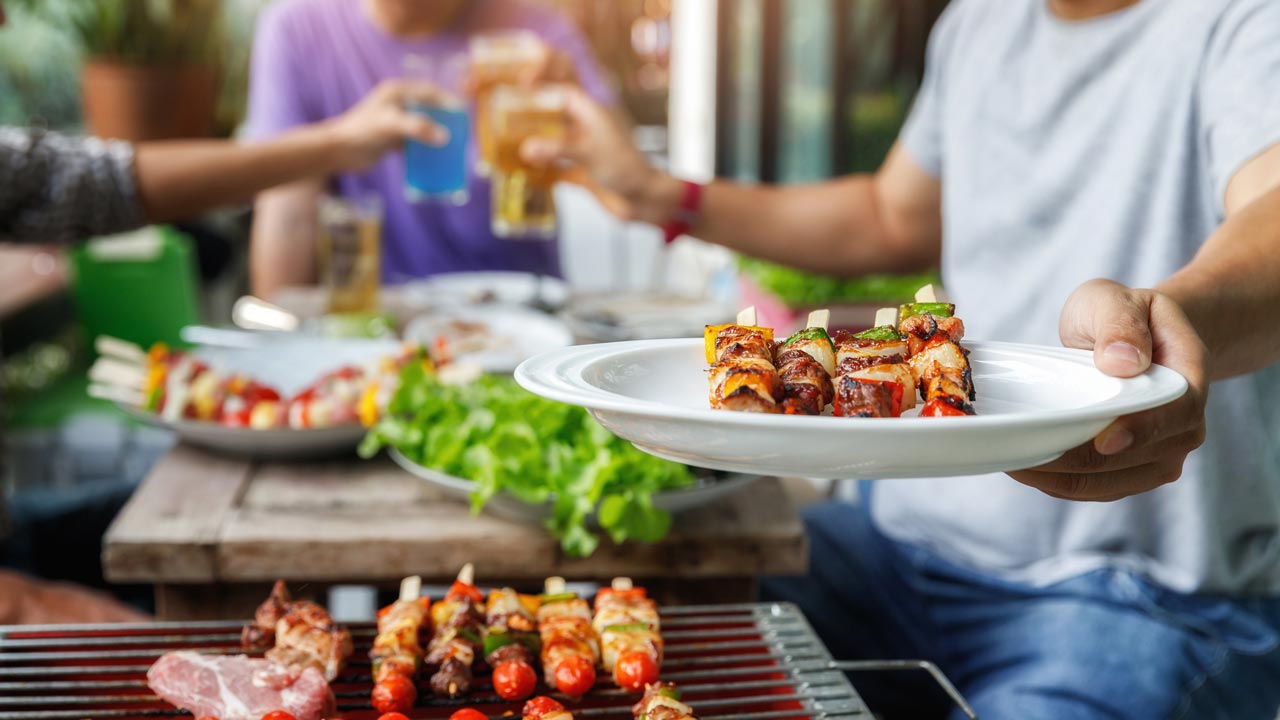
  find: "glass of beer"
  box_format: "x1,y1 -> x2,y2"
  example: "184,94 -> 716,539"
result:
403,54 -> 470,204
489,85 -> 566,238
317,194 -> 382,314
469,31 -> 545,176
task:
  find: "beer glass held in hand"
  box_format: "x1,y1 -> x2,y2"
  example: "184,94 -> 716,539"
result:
468,31 -> 545,177
489,85 -> 567,238
318,194 -> 383,314
403,54 -> 470,204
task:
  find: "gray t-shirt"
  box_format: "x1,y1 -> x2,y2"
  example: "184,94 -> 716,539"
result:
875,0 -> 1280,594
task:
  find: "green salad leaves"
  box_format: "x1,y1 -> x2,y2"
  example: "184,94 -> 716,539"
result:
359,361 -> 694,557
738,256 -> 939,309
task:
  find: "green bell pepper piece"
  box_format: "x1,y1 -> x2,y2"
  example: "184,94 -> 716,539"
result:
898,302 -> 955,320
657,686 -> 683,701
602,622 -> 651,633
539,591 -> 577,604
783,326 -> 835,351
853,325 -> 904,342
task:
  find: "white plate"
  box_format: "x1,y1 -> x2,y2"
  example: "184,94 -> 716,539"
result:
403,305 -> 573,373
121,336 -> 400,460
388,447 -> 759,524
515,339 -> 1188,480
401,271 -> 570,310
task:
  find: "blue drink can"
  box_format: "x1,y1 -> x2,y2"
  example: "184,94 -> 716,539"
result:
405,101 -> 470,205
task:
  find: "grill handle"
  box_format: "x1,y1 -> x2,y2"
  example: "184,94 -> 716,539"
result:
828,659 -> 978,720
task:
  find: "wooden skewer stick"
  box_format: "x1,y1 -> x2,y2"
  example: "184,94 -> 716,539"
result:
399,575 -> 422,603
95,335 -> 147,364
736,306 -> 758,327
89,358 -> 147,389
88,383 -> 145,407
806,309 -> 831,331
874,307 -> 899,328
457,562 -> 475,587
914,284 -> 938,303
545,576 -> 567,594
611,577 -> 634,591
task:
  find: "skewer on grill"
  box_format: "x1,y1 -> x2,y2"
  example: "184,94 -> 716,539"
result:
240,580 -> 353,682
632,682 -> 698,720
706,306 -> 783,413
593,576 -> 663,693
538,576 -> 599,697
484,585 -> 541,701
427,563 -> 485,698
773,309 -> 836,415
370,575 -> 430,713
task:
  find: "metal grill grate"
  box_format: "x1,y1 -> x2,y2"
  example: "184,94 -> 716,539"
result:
0,603 -> 874,720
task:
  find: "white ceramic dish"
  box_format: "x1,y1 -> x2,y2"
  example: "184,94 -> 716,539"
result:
515,339 -> 1189,480
388,447 -> 759,524
401,271 -> 570,311
120,337 -> 400,460
403,305 -> 573,374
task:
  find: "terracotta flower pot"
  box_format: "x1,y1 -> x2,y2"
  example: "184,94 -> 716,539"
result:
81,60 -> 219,142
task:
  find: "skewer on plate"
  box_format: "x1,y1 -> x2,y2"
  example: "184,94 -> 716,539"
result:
705,306 -> 784,413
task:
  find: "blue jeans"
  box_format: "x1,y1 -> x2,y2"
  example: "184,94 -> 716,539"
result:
761,497 -> 1280,720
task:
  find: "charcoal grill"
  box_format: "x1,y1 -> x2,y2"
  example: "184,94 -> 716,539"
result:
0,603 -> 974,720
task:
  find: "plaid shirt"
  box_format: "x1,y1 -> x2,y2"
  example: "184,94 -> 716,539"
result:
0,127 -> 144,244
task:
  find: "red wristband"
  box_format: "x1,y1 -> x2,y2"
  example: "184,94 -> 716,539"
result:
661,180 -> 704,245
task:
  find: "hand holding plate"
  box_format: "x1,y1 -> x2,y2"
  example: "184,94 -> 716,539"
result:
1008,279 -> 1208,501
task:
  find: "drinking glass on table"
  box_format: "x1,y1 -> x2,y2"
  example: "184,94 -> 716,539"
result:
469,31 -> 545,176
317,194 -> 382,314
489,85 -> 567,238
403,54 -> 470,204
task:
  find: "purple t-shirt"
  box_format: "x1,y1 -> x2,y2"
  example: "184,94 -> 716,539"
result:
245,0 -> 616,281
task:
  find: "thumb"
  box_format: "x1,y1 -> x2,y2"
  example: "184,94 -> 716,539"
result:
1061,279 -> 1153,378
400,113 -> 449,147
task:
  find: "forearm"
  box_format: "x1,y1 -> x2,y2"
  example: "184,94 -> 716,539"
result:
134,124 -> 345,224
629,146 -> 941,277
250,181 -> 322,299
1158,184 -> 1280,379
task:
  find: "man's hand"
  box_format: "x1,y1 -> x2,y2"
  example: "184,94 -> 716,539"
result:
1008,279 -> 1209,501
520,85 -> 679,223
325,79 -> 450,172
0,570 -> 149,625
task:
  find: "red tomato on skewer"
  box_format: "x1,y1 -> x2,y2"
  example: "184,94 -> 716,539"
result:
522,696 -> 565,720
372,674 -> 418,713
553,654 -> 596,697
493,659 -> 538,700
615,651 -> 660,693
449,709 -> 489,720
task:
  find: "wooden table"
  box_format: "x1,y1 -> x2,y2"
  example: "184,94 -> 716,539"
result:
103,445 -> 807,620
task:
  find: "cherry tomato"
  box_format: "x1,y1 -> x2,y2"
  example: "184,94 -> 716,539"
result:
262,712 -> 297,720
522,696 -> 566,720
378,714 -> 411,720
493,659 -> 538,701
372,674 -> 418,714
449,709 -> 489,720
197,717 -> 219,720
448,580 -> 485,604
614,651 -> 659,693
554,655 -> 596,697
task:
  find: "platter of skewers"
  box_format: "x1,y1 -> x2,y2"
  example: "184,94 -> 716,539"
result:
143,566 -> 675,720
515,285 -> 1188,480
87,334 -> 426,459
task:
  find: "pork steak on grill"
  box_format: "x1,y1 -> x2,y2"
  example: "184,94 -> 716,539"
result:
147,651 -> 336,720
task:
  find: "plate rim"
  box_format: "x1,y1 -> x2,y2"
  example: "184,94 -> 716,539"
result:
515,338 -> 1188,430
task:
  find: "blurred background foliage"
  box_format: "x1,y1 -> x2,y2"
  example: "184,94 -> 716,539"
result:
0,0 -> 269,134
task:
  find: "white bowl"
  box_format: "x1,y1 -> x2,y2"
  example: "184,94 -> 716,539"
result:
515,339 -> 1188,480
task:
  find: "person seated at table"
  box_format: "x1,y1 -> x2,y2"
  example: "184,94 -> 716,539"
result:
0,0 -> 455,622
243,0 -> 618,299
515,0 -> 1280,717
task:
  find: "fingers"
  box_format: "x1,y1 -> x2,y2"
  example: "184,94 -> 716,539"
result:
1031,426 -> 1205,474
1009,457 -> 1185,502
398,113 -> 449,146
1060,279 -> 1154,377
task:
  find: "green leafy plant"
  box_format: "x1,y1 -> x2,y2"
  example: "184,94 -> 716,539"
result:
359,363 -> 694,558
63,0 -> 225,67
738,256 -> 939,309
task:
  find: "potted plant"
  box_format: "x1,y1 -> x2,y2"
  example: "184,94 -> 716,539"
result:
68,0 -> 226,141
